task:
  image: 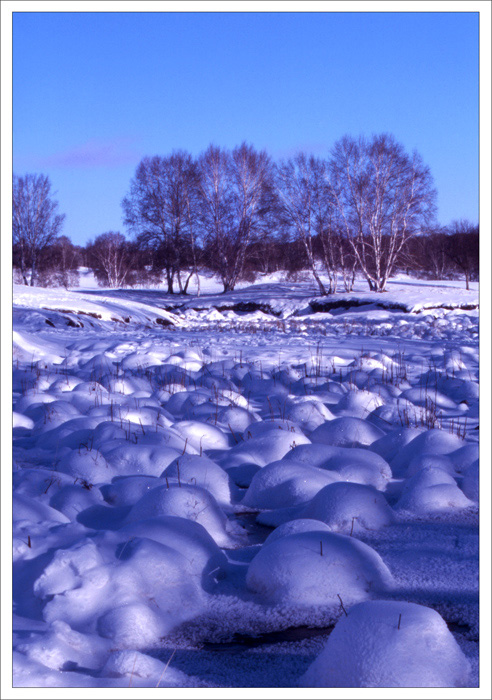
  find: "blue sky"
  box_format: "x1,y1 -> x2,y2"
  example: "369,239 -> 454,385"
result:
13,11 -> 479,246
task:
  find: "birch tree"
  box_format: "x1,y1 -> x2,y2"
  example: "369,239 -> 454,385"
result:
122,151 -> 201,294
275,153 -> 331,295
198,143 -> 273,293
329,134 -> 436,292
12,173 -> 65,286
87,232 -> 132,288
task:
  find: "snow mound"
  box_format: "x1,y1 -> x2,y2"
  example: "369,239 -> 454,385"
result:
333,389 -> 384,418
448,444 -> 479,474
97,603 -> 172,649
215,405 -> 259,434
461,460 -> 479,502
241,459 -> 339,509
395,467 -> 474,514
242,418 -> 305,439
102,444 -> 182,478
49,483 -> 105,520
101,649 -> 190,686
34,540 -> 105,600
311,417 -> 385,448
13,329 -> 65,364
224,430 -> 311,468
13,494 -> 70,525
56,449 -> 116,484
100,476 -> 164,507
390,429 -> 464,477
284,442 -> 345,468
34,536 -> 204,645
283,398 -> 336,433
321,449 -> 392,490
299,482 -> 395,534
16,620 -> 109,673
117,515 -> 227,584
246,531 -> 393,606
171,420 -> 231,451
263,519 -> 333,547
370,427 -> 424,463
400,387 -> 457,410
406,452 -> 457,477
125,484 -> 246,548
13,468 -> 74,500
161,454 -> 235,506
13,411 -> 35,430
15,391 -> 58,415
95,537 -> 203,645
300,600 -> 471,687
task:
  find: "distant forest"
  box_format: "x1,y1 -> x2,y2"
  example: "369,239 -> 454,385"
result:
13,134 -> 479,294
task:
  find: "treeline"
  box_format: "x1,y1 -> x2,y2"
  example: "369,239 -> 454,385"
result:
13,135 -> 479,294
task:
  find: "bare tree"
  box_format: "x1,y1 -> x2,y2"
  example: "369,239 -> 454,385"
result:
197,145 -> 233,290
122,151 -> 201,294
199,143 -> 273,293
36,236 -> 81,288
87,232 -> 133,288
275,153 -> 330,295
404,229 -> 452,280
12,173 -> 65,286
445,220 -> 479,290
329,134 -> 437,292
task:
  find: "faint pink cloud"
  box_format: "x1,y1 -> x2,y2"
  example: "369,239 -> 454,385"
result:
41,137 -> 140,169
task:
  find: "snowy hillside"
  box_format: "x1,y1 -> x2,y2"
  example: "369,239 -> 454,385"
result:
11,276 -> 480,688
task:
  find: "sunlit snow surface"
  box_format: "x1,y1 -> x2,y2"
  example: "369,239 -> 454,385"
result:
12,274 -> 479,688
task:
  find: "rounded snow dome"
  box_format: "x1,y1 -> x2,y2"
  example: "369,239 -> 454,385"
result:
13,493 -> 70,525
246,531 -> 393,606
300,600 -> 471,687
390,429 -> 464,477
370,427 -> 424,463
396,467 -> 473,514
97,603 -> 165,649
49,483 -> 105,520
461,460 -> 479,502
102,444 -> 182,478
216,405 -> 258,433
406,452 -> 457,478
285,398 -> 335,434
333,389 -> 384,418
118,515 -> 227,583
171,420 -> 230,451
263,519 -> 333,547
101,475 -> 163,507
311,417 -> 385,449
243,418 -> 305,439
448,443 -> 479,474
56,449 -> 116,484
125,484 -> 245,548
161,454 -> 234,505
241,459 -> 339,510
226,430 -> 311,468
322,449 -> 392,490
299,482 -> 395,534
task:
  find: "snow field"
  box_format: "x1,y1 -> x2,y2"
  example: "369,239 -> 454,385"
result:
11,279 -> 479,687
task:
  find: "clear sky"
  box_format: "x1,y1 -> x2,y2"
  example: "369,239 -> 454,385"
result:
12,10 -> 479,246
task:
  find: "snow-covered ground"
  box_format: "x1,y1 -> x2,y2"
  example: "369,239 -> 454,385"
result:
10,273 -> 481,688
